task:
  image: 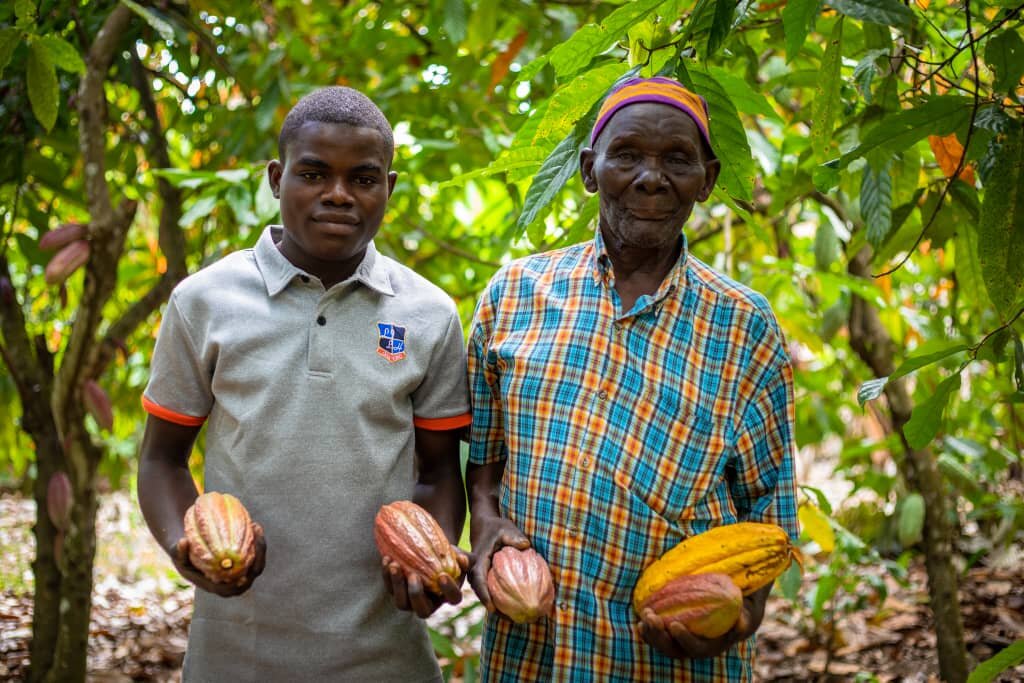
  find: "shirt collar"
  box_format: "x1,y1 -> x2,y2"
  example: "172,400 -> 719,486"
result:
590,227 -> 689,303
254,225 -> 395,297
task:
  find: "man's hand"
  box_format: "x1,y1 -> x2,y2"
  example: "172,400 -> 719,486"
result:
381,547 -> 471,618
637,582 -> 771,660
170,521 -> 267,598
467,517 -> 531,612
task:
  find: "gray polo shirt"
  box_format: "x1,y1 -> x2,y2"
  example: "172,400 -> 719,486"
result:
143,225 -> 469,682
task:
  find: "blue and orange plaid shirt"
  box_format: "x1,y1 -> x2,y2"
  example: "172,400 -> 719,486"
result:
467,230 -> 799,682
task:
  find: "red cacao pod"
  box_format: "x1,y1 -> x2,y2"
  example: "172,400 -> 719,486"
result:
47,471 -> 73,532
373,500 -> 460,594
183,492 -> 257,584
637,572 -> 742,639
39,223 -> 86,251
82,380 -> 114,431
486,546 -> 555,624
44,240 -> 89,285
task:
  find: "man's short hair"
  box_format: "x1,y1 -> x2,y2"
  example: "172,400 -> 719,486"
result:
277,86 -> 395,162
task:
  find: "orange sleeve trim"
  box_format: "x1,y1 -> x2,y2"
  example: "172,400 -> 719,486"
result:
413,412 -> 472,431
142,396 -> 207,427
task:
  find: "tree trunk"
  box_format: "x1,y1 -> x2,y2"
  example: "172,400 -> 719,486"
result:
847,247 -> 968,683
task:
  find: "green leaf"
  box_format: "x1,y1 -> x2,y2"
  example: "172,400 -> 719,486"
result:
840,96 -> 973,168
438,147 -> 547,189
533,62 -> 628,149
811,19 -> 844,157
827,0 -> 915,29
904,372 -> 962,450
985,28 -> 1024,96
178,194 -> 219,227
782,0 -> 818,61
687,68 -> 754,202
861,162 -> 893,248
517,132 -> 580,236
427,627 -> 458,660
548,0 -> 665,78
891,343 -> 969,381
121,0 -> 176,42
813,163 -> 841,192
857,377 -> 888,406
1016,336 -> 1024,393
707,66 -> 777,118
442,0 -> 468,44
226,185 -> 259,226
14,0 -> 35,25
779,561 -> 802,601
967,639 -> 1024,683
706,0 -> 736,58
26,41 -> 58,132
37,35 -> 85,74
799,484 -> 834,515
0,28 -> 22,77
978,128 -> 1024,321
812,573 -> 839,623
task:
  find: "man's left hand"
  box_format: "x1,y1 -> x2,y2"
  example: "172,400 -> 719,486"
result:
382,548 -> 471,618
637,582 -> 771,660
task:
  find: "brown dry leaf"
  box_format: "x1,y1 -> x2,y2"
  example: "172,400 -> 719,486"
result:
488,29 -> 529,96
928,133 -> 976,185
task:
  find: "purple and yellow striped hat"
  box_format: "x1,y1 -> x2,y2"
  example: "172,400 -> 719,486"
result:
591,77 -> 713,155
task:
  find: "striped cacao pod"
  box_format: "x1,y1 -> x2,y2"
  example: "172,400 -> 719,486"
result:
47,471 -> 73,532
44,240 -> 89,285
374,500 -> 460,594
486,546 -> 555,624
83,380 -> 114,431
184,492 -> 257,584
39,223 -> 86,251
637,572 -> 742,639
633,522 -> 802,608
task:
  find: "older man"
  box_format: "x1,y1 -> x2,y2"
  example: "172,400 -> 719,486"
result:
466,77 -> 799,681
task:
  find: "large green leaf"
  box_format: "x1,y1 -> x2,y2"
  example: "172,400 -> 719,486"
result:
782,0 -> 818,61
861,162 -> 892,247
516,132 -> 581,237
955,227 -> 993,314
985,28 -> 1024,95
548,0 -> 666,78
967,639 -> 1024,683
26,40 -> 58,131
706,0 -> 736,58
686,68 -> 754,202
0,28 -> 21,77
442,0 -> 468,44
891,343 -> 969,381
37,35 -> 84,74
978,127 -> 1024,321
827,0 -> 915,28
533,62 -> 628,149
707,66 -> 777,118
811,19 -> 844,157
437,147 -> 547,189
904,372 -> 962,450
840,96 -> 973,168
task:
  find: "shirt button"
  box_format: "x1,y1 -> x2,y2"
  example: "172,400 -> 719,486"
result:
580,458 -> 590,468
567,528 -> 578,537
300,275 -> 310,283
598,390 -> 609,400
316,315 -> 326,326
558,601 -> 568,610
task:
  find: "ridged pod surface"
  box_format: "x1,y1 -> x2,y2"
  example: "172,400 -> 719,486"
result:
184,492 -> 256,584
44,240 -> 90,285
633,522 -> 802,607
39,223 -> 86,251
374,500 -> 460,593
486,547 -> 555,624
636,572 -> 742,638
83,380 -> 114,431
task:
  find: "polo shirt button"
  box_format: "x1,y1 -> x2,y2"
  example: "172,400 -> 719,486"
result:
558,601 -> 568,610
316,315 -> 326,326
580,458 -> 590,468
598,390 -> 609,400
300,275 -> 310,283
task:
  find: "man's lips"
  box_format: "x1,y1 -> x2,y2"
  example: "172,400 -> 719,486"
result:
313,213 -> 359,225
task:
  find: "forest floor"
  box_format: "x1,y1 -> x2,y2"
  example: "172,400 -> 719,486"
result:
1,491 -> 1022,682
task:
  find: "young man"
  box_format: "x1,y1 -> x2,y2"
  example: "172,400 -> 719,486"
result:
466,77 -> 799,681
138,86 -> 469,681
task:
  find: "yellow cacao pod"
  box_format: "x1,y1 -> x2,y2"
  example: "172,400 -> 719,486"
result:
637,572 -> 743,639
184,492 -> 257,584
374,500 -> 460,594
633,522 -> 802,609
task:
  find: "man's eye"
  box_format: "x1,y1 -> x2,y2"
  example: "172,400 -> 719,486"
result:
614,152 -> 638,162
356,176 -> 378,185
300,172 -> 322,180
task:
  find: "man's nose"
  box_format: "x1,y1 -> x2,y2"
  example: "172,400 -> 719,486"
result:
322,177 -> 354,204
634,159 -> 669,193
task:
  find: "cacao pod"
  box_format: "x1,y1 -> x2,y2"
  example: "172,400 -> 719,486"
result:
373,500 -> 460,594
486,546 -> 555,624
83,380 -> 114,431
47,471 -> 73,532
636,572 -> 742,639
183,492 -> 257,584
39,223 -> 86,251
633,522 -> 802,607
897,493 -> 925,548
44,240 -> 89,286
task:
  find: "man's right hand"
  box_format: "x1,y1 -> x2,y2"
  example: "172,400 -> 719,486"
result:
467,518 -> 531,612
170,521 -> 267,597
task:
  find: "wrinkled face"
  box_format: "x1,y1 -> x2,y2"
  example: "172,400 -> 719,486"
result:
580,102 -> 719,252
267,121 -> 396,279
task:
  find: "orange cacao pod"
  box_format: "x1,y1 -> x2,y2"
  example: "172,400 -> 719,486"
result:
486,546 -> 555,624
47,471 -> 73,532
82,380 -> 114,431
183,492 -> 257,584
373,500 -> 460,593
39,223 -> 86,251
44,240 -> 89,285
637,572 -> 742,639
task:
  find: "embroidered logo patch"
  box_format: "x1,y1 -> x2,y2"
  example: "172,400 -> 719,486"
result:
376,322 -> 407,362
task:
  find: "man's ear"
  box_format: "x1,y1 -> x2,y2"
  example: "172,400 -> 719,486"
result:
580,148 -> 598,193
697,158 -> 720,203
267,159 -> 283,199
387,171 -> 398,199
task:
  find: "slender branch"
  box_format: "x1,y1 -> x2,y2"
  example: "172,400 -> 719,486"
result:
394,214 -> 503,268
969,306 -> 1024,359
